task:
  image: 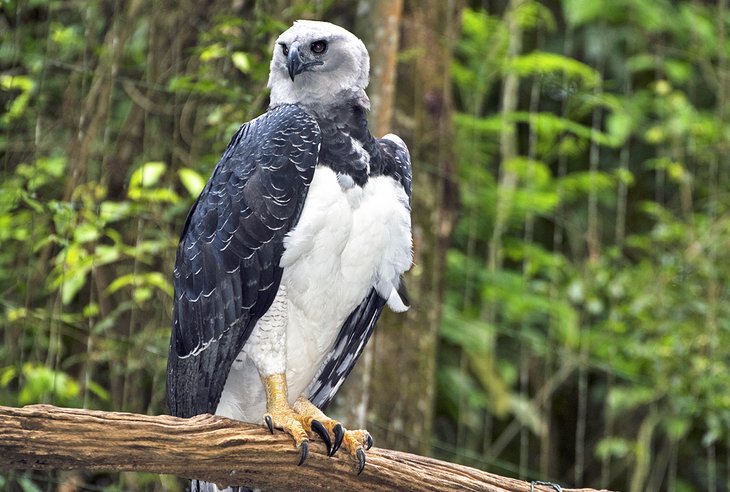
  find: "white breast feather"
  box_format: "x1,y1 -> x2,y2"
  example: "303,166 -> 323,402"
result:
218,165 -> 412,420
282,166 -> 411,396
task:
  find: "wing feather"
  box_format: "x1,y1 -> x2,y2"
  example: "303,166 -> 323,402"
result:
167,105 -> 320,418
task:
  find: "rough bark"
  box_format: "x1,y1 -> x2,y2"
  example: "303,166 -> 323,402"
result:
0,404 -> 613,492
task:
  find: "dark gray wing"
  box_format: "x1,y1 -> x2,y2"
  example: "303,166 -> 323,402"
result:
167,104 -> 320,418
308,135 -> 412,410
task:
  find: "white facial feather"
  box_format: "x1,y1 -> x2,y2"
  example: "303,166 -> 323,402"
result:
268,20 -> 370,108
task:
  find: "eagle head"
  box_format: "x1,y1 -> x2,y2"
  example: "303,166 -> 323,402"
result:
268,20 -> 370,109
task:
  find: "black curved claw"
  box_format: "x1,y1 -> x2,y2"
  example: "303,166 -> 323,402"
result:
311,419 -> 332,456
365,433 -> 373,450
298,441 -> 309,466
356,448 -> 366,475
264,415 -> 274,434
331,423 -> 344,456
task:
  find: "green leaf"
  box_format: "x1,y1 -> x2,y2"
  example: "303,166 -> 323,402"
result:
86,380 -> 110,402
99,201 -> 132,223
0,74 -> 34,123
199,42 -> 226,62
129,161 -> 167,189
73,222 -> 100,243
0,366 -> 17,387
128,186 -> 180,203
19,364 -> 80,406
607,386 -> 660,417
506,51 -> 599,88
595,437 -> 631,460
232,51 -> 252,73
178,168 -> 207,198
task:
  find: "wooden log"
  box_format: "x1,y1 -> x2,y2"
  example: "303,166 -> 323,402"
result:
0,404 -> 612,491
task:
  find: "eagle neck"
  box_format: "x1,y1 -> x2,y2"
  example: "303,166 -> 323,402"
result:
301,94 -> 380,188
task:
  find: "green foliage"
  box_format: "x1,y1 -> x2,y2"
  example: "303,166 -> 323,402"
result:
440,1 -> 730,490
2,0 -> 729,490
0,2 -> 352,490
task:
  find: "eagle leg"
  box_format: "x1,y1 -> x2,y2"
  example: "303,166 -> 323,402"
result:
262,373 -> 310,465
292,396 -> 373,474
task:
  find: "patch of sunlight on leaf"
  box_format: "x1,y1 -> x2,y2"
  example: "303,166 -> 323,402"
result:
514,1 -> 556,31
99,201 -> 132,223
606,111 -> 633,146
562,0 -> 614,27
1,366 -> 17,387
6,306 -> 27,322
51,23 -> 82,47
556,171 -> 616,201
461,8 -> 496,47
0,74 -> 34,124
595,437 -> 631,460
86,380 -> 110,402
199,42 -> 226,62
614,168 -> 634,186
73,222 -> 99,243
510,112 -> 618,147
59,270 -> 87,305
107,272 -> 173,297
607,386 -> 660,418
509,394 -> 546,437
83,302 -> 99,318
22,156 -> 68,191
178,168 -> 207,198
507,51 -> 599,88
19,363 -> 80,406
503,157 -> 553,188
94,245 -> 120,265
665,60 -> 691,84
663,416 -> 691,442
627,54 -> 656,73
133,287 -> 153,303
231,51 -> 251,73
128,187 -> 180,203
129,161 -> 166,189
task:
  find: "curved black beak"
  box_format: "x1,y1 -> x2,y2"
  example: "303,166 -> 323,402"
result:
287,43 -> 304,81
286,43 -> 323,82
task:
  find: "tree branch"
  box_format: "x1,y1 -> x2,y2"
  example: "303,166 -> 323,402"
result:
0,405 -> 611,491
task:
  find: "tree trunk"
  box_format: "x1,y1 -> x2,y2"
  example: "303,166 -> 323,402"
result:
368,0 -> 460,456
0,404 -> 613,492
334,0 -> 405,432
336,0 -> 460,457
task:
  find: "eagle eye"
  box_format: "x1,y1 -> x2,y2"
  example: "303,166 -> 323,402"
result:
310,40 -> 327,54
280,43 -> 289,56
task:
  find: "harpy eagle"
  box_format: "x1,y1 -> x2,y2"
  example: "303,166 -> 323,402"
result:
167,19 -> 413,482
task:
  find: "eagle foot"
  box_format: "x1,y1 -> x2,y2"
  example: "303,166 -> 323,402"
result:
292,397 -> 345,457
292,396 -> 372,473
341,429 -> 373,475
262,407 -> 310,465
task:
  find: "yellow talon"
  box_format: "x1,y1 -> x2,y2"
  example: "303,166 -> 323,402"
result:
260,379 -> 373,472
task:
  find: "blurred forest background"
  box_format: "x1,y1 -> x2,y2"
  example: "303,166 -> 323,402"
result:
1,0 -> 729,491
